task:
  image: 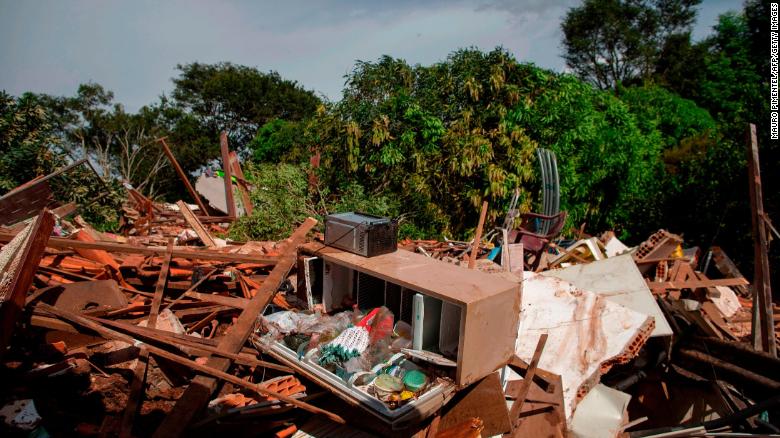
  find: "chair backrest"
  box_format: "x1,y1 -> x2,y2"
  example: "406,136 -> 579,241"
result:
546,211 -> 567,239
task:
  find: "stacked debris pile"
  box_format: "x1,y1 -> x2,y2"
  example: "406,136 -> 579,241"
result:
0,148 -> 778,437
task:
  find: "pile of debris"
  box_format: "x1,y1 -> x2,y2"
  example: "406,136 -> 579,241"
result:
0,142 -> 778,437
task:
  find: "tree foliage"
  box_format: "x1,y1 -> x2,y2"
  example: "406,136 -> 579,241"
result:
0,91 -> 59,191
562,0 -> 700,89
171,62 -> 320,147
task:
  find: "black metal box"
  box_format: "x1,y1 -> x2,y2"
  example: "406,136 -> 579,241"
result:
324,212 -> 397,257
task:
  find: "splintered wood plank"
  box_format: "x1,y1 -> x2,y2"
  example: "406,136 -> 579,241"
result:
229,151 -> 253,216
148,240 -> 173,329
647,278 -> 749,292
119,240 -> 172,437
0,233 -> 278,264
220,132 -> 237,218
508,334 -> 548,432
153,217 -> 318,437
176,200 -> 217,248
0,209 -> 55,353
468,201 -> 488,269
746,123 -> 776,356
157,137 -> 210,215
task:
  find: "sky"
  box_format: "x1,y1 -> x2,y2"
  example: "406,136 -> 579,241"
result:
0,0 -> 743,111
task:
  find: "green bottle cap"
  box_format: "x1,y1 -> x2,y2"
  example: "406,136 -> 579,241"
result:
402,369 -> 428,392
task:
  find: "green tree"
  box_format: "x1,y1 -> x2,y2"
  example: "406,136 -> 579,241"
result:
303,48 -> 678,238
171,62 -> 320,147
561,0 -> 700,90
0,91 -> 59,191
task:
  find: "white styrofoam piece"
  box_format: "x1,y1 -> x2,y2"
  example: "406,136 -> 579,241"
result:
541,254 -> 673,337
709,286 -> 741,318
604,235 -> 630,258
570,384 -> 631,438
516,273 -> 653,422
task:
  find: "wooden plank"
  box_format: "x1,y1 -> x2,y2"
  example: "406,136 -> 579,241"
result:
508,333 -> 548,432
508,372 -> 565,438
186,310 -> 220,334
701,302 -> 739,341
0,233 -> 278,264
153,217 -> 318,436
468,201 -> 488,269
163,268 -> 218,311
437,372 -> 510,436
678,348 -> 780,389
0,210 -> 55,353
119,239 -> 172,437
157,137 -> 210,215
219,132 -> 237,218
746,123 -> 776,356
36,303 -> 344,424
709,246 -> 749,296
0,159 -> 87,200
148,240 -> 173,329
176,200 -> 217,248
182,291 -> 248,309
647,278 -> 749,292
229,151 -> 253,216
89,316 -> 291,372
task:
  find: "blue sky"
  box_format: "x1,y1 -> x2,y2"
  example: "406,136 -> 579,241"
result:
0,0 -> 742,111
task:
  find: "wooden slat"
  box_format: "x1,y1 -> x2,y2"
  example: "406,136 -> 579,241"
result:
0,233 -> 278,264
177,200 -> 217,248
119,240 -> 172,437
508,333 -> 548,432
153,217 -> 318,436
468,201 -> 488,270
229,151 -> 253,216
220,132 -> 237,218
89,316 -> 291,372
157,137 -> 210,215
647,278 -> 749,292
746,123 -> 776,356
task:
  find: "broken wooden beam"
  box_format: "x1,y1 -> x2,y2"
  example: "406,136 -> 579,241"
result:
229,151 -> 253,216
647,277 -> 749,292
468,201 -> 488,270
678,348 -> 780,390
89,317 -> 291,372
177,200 -> 217,248
0,233 -> 278,264
157,137 -> 211,216
508,333 -> 548,431
220,131 -> 237,218
745,123 -> 776,357
0,209 -> 55,354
